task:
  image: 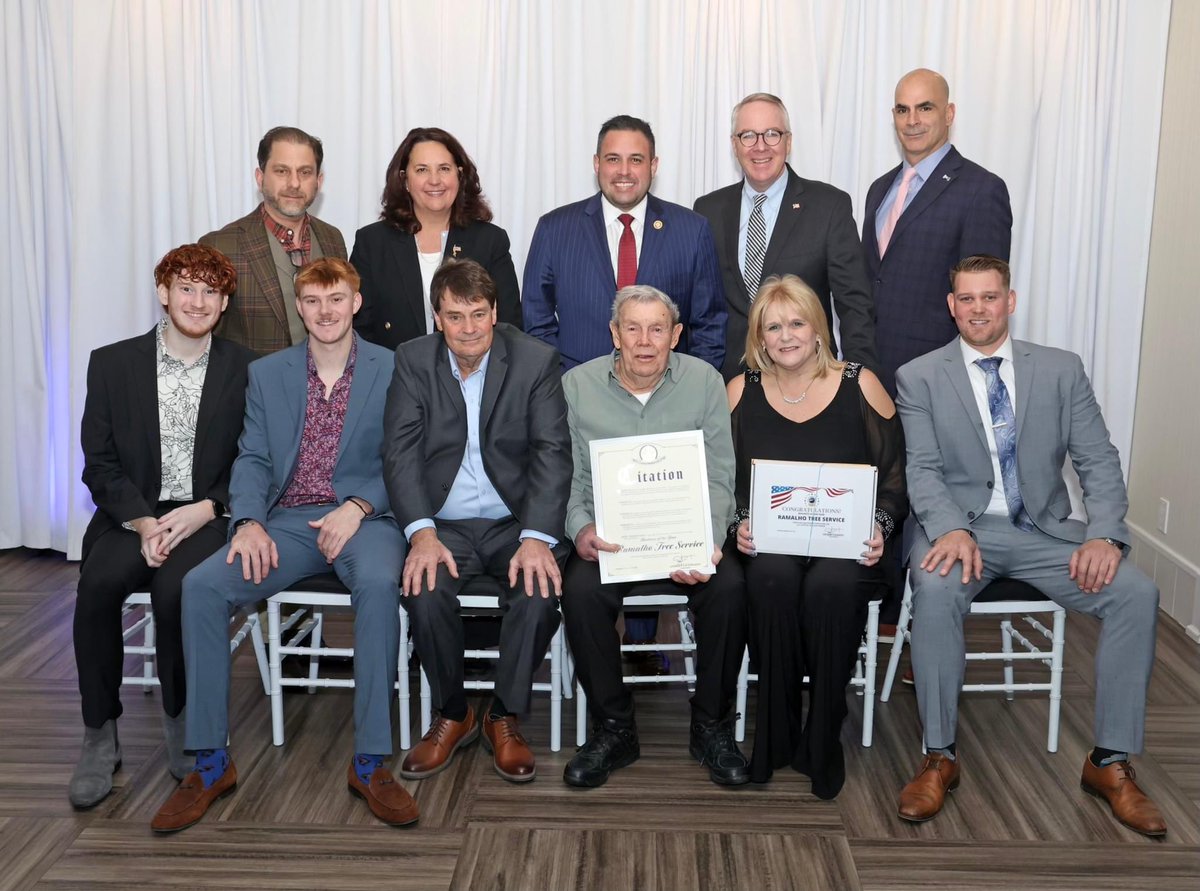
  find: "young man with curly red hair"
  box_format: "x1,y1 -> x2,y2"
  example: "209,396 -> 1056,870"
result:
72,243 -> 256,809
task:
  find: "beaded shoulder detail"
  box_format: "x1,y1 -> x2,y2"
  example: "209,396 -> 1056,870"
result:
842,362 -> 862,381
745,369 -> 762,384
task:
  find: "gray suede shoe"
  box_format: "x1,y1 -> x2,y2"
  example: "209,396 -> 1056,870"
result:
162,711 -> 190,780
68,720 -> 122,808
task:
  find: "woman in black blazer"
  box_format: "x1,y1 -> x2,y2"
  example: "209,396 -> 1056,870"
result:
351,127 -> 521,349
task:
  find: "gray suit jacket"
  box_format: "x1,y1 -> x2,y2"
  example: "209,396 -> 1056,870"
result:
895,338 -> 1129,549
229,335 -> 395,526
382,323 -> 571,540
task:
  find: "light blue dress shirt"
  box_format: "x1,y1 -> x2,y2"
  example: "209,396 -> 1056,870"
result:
403,349 -> 556,547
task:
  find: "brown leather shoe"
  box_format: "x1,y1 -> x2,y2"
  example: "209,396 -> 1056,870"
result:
347,760 -> 419,826
1080,754 -> 1167,837
897,752 -> 960,822
150,760 -> 238,833
400,707 -> 479,779
482,713 -> 536,783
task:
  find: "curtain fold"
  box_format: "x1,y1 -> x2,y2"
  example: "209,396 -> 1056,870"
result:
0,0 -> 1171,556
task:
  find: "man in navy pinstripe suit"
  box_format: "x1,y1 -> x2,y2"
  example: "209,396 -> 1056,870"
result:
863,69 -> 1012,397
522,114 -> 728,654
522,115 -> 727,372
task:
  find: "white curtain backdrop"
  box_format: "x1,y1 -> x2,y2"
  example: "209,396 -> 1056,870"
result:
0,0 -> 1171,557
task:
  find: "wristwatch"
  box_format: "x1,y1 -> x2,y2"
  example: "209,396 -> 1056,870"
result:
1101,537 -> 1126,553
234,518 -> 259,531
209,497 -> 227,517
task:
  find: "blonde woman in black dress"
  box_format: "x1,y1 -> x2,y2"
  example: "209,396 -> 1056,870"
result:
728,274 -> 905,798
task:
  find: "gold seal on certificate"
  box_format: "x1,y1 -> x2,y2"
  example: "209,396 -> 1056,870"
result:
749,460 -> 877,560
589,430 -> 716,584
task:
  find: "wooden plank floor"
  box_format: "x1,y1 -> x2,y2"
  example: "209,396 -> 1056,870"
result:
0,546 -> 1197,890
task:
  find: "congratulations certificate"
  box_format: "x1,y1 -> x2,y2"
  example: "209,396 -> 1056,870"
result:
590,430 -> 716,584
749,460 -> 877,560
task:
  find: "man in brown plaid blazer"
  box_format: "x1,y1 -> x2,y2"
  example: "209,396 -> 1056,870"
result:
201,126 -> 347,354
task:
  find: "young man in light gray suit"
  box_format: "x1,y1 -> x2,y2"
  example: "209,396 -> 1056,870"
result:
894,255 -> 1165,837
383,259 -> 571,785
152,258 -> 415,832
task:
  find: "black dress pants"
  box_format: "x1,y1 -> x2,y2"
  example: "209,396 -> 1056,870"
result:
562,545 -> 746,727
74,512 -> 226,728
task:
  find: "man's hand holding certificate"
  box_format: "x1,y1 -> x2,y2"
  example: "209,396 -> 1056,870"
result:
589,430 -> 716,584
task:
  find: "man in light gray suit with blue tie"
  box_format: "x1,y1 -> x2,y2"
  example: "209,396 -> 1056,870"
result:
894,255 -> 1165,836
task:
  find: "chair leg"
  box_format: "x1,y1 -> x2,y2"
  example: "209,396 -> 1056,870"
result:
141,604 -> 157,693
734,647 -> 750,742
268,600 -> 285,747
397,607 -> 411,751
307,610 -> 324,695
419,667 -> 432,736
1000,616 -> 1016,700
677,610 -> 697,693
549,625 -> 563,752
576,682 -> 587,747
248,612 -> 270,696
862,600 -> 879,747
881,582 -> 913,701
1048,609 -> 1066,753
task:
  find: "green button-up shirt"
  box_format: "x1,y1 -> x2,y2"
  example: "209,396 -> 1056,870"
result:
562,350 -> 735,544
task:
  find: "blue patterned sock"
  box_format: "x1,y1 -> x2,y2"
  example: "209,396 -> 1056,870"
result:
354,753 -> 384,785
194,748 -> 229,789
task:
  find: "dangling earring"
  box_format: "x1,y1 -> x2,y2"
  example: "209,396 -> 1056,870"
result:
815,337 -> 821,354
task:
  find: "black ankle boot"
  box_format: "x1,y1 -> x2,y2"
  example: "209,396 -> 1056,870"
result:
563,719 -> 640,788
689,714 -> 750,786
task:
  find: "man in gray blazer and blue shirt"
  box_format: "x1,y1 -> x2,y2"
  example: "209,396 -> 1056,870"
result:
894,255 -> 1165,836
152,258 -> 416,832
384,259 -> 571,785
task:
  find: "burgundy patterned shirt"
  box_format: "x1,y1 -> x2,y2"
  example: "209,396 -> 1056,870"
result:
279,337 -> 357,507
261,205 -> 312,266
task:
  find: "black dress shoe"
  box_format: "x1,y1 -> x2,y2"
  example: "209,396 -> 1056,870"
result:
690,715 -> 750,786
563,720 -> 640,788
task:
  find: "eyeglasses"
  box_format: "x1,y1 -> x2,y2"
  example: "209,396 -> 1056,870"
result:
736,128 -> 789,147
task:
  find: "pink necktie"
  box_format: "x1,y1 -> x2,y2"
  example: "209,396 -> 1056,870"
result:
878,166 -> 917,256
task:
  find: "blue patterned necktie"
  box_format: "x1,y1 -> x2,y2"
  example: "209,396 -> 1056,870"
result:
975,357 -> 1035,532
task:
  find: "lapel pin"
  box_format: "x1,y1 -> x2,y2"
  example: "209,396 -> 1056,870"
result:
792,203 -> 801,209
451,245 -> 462,258
653,220 -> 664,230
942,174 -> 951,182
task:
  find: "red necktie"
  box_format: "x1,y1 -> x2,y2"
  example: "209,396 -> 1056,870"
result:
616,213 -> 637,289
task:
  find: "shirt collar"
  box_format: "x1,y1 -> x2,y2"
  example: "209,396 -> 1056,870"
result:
260,203 -> 311,251
448,346 -> 491,383
155,317 -> 212,370
742,167 -> 789,203
305,331 -> 358,379
959,333 -> 1015,369
601,193 -> 649,229
905,141 -> 954,184
606,348 -> 678,392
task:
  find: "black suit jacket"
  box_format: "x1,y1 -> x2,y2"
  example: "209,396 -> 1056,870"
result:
79,329 -> 255,561
351,219 -> 522,350
694,165 -> 877,380
382,323 -> 571,540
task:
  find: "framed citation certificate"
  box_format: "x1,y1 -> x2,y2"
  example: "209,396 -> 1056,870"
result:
589,430 -> 716,584
749,460 -> 877,560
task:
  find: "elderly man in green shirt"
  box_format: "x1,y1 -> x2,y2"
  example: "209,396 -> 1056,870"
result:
560,284 -> 749,789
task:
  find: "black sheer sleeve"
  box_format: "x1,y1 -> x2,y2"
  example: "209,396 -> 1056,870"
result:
857,371 -> 907,541
729,371 -> 755,537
